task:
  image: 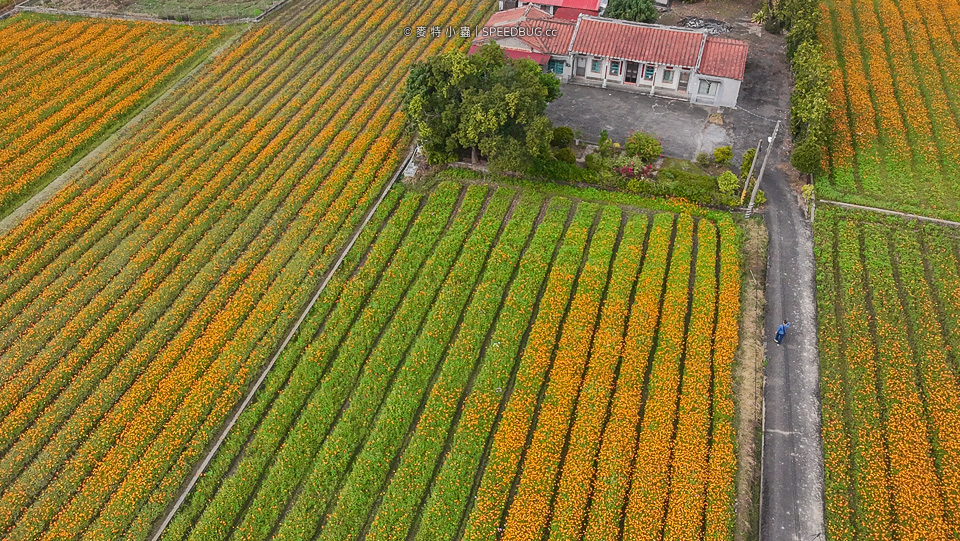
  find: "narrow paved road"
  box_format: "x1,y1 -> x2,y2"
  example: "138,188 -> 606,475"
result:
760,154 -> 825,540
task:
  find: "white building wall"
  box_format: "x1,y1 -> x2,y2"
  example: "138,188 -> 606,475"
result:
546,54 -> 573,82
688,74 -> 741,107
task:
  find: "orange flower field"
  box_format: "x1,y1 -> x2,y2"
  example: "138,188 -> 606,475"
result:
155,180 -> 742,541
0,13 -> 224,217
818,0 -> 960,219
815,208 -> 960,540
0,0 -> 487,537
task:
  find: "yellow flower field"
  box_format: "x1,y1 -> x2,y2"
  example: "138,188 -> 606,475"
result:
0,13 -> 224,217
819,0 -> 960,219
158,179 -> 742,541
816,208 -> 960,540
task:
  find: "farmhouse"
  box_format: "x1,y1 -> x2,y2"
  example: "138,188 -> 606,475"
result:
472,10 -> 749,107
470,6 -> 576,74
497,0 -> 602,19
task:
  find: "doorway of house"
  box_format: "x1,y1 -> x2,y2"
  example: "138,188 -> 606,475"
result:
625,61 -> 639,83
678,70 -> 690,92
576,57 -> 586,77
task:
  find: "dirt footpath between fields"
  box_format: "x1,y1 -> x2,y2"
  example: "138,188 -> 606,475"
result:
734,218 -> 766,541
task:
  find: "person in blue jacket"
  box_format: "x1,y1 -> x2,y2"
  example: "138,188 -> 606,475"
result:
775,320 -> 791,345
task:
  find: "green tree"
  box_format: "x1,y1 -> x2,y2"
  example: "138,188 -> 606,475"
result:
604,0 -> 658,23
713,145 -> 733,166
624,131 -> 661,163
403,43 -> 561,166
717,170 -> 740,195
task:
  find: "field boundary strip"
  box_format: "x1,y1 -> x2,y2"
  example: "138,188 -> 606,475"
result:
0,26 -> 246,237
8,0 -> 297,25
148,145 -> 415,541
819,199 -> 960,229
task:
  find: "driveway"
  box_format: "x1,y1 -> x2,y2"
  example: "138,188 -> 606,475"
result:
546,14 -> 792,170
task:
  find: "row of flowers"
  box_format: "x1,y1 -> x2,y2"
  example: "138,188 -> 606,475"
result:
361,192 -> 546,541
582,212 -> 674,540
815,210 -> 960,540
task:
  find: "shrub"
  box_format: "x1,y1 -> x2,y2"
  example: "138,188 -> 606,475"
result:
551,126 -> 575,148
695,151 -> 712,168
755,189 -> 766,206
625,177 -> 646,194
597,130 -> 615,158
740,147 -> 757,178
438,167 -> 482,180
718,170 -> 740,195
604,0 -> 658,23
713,146 -> 733,166
554,146 -> 576,164
791,137 -> 822,175
528,157 -> 599,183
584,152 -> 604,171
624,131 -> 662,163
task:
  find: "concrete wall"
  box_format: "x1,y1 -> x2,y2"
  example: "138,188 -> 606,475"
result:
547,54 -> 573,82
689,74 -> 741,107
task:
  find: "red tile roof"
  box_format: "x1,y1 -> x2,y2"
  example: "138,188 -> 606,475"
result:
468,44 -> 552,64
474,6 -> 576,56
698,36 -> 748,80
554,6 -> 597,20
528,0 -> 601,9
485,5 -> 551,25
473,12 -> 750,82
570,16 -> 704,68
559,0 -> 601,11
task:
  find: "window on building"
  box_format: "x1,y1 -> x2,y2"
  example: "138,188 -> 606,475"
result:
643,65 -> 655,80
698,79 -> 720,96
662,67 -> 675,83
591,58 -> 602,73
548,59 -> 564,75
609,60 -> 621,76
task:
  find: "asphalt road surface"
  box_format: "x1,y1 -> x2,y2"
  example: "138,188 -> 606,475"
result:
760,150 -> 826,540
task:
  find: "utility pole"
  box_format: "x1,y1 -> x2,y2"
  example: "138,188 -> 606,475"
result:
740,138 -> 763,205
746,120 -> 780,219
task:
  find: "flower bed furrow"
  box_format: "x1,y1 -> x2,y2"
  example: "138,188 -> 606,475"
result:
203,184 -> 488,541
583,212 -> 674,541
361,192 -> 545,541
266,187 -> 511,541
314,189 -> 525,541
461,203 -> 598,541
157,187 -> 408,541
814,212 -> 858,539
664,220 -> 719,540
0,16 -> 223,216
833,220 -> 894,541
181,184 -> 460,541
498,204 -> 622,541
547,212 -> 647,541
703,217 -> 739,540
861,224 -> 947,538
411,198 -> 573,541
622,213 -> 694,540
890,229 -> 960,536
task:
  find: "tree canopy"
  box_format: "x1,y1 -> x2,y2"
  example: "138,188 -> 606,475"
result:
603,0 -> 658,23
402,43 -> 562,167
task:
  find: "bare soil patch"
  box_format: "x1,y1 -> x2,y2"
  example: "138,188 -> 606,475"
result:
734,217 -> 767,541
